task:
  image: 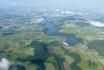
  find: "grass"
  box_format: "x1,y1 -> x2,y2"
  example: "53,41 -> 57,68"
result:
87,40 -> 104,56
59,22 -> 97,38
45,63 -> 55,70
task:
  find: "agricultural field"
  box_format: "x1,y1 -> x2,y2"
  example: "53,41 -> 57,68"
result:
0,8 -> 104,70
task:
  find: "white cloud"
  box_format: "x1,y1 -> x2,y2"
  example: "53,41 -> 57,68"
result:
0,58 -> 11,70
89,21 -> 104,27
63,42 -> 69,46
11,2 -> 16,6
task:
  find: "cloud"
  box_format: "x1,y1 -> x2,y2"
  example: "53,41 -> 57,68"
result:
0,0 -> 104,11
89,21 -> 104,27
11,2 -> 16,6
0,58 -> 11,70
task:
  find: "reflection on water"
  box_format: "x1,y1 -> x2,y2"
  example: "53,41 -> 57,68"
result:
67,36 -> 80,46
43,24 -> 57,35
43,23 -> 82,46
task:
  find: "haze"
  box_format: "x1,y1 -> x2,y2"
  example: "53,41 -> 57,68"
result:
0,0 -> 103,11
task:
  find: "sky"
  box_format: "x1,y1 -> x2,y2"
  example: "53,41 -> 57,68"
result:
0,0 -> 103,11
